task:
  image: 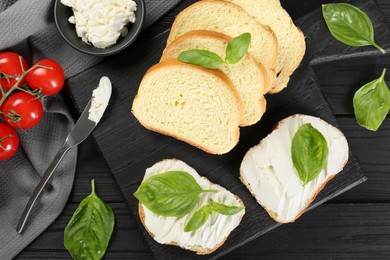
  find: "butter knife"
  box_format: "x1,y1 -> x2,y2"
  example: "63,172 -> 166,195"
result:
17,76 -> 112,233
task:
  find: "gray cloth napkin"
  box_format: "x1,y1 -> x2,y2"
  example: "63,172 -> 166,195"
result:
0,0 -> 182,258
0,0 -> 80,259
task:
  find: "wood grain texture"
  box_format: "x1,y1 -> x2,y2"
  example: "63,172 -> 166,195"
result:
17,0 -> 390,259
17,203 -> 390,259
62,22 -> 367,260
226,203 -> 390,259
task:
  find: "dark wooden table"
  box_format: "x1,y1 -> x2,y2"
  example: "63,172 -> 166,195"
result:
17,0 -> 390,259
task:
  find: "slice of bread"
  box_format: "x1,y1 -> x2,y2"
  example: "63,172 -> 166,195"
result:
222,0 -> 306,93
240,114 -> 349,223
166,0 -> 279,77
162,30 -> 267,126
132,59 -> 244,154
138,159 -> 245,255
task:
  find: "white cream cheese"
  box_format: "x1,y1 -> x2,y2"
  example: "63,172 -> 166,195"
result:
240,114 -> 349,223
141,159 -> 245,252
61,0 -> 137,48
88,76 -> 112,123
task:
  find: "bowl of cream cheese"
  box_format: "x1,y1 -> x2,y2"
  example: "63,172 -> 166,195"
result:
54,0 -> 145,56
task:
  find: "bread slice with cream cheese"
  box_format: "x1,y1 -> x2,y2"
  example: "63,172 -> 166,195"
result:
132,59 -> 243,155
166,0 -> 278,84
221,0 -> 306,93
162,30 -> 267,126
138,159 -> 245,254
240,114 -> 349,223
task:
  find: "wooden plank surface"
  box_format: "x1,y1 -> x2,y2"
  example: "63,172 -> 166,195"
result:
60,0 -> 374,257
17,202 -> 390,259
16,0 -> 390,259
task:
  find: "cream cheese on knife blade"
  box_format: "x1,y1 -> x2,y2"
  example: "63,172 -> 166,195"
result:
88,76 -> 112,123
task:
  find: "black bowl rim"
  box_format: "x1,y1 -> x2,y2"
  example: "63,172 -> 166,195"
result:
54,0 -> 145,56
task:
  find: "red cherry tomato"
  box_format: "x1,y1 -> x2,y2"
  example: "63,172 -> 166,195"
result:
0,52 -> 28,91
27,59 -> 65,96
0,122 -> 19,160
2,92 -> 44,129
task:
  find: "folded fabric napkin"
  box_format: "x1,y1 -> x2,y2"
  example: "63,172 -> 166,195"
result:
0,0 -> 181,258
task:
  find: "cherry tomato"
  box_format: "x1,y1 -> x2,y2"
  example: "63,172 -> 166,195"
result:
0,52 -> 29,91
0,122 -> 19,160
27,59 -> 65,96
2,92 -> 44,129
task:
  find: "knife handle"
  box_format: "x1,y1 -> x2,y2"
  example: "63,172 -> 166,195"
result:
17,143 -> 72,233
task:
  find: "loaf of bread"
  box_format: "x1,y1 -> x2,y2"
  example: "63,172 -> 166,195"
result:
222,0 -> 306,93
166,0 -> 278,81
240,114 -> 349,223
162,30 -> 267,126
132,59 -> 244,154
138,159 -> 245,254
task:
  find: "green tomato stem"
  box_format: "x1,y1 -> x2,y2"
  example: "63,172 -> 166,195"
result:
0,135 -> 16,151
0,58 -> 50,107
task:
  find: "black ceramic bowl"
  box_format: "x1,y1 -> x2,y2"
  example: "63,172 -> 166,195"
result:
54,0 -> 145,56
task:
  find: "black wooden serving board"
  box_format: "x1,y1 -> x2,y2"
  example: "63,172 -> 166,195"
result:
64,0 -> 390,259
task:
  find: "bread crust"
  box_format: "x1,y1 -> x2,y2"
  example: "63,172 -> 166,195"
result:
269,27 -> 306,93
164,29 -> 271,96
162,30 -> 268,125
167,0 -> 279,71
137,159 -> 245,254
213,0 -> 305,93
240,114 -> 349,223
132,59 -> 244,155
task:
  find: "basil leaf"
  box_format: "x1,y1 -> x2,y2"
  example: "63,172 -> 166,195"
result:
291,123 -> 329,185
322,3 -> 385,54
134,171 -> 216,217
178,50 -> 224,69
184,206 -> 212,232
210,202 -> 244,215
226,33 -> 251,64
353,68 -> 390,131
184,201 -> 244,232
64,180 -> 115,260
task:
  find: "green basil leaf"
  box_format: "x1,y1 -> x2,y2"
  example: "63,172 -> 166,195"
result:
178,50 -> 224,69
353,68 -> 390,131
322,3 -> 385,54
210,202 -> 244,215
64,180 -> 115,260
134,171 -> 216,217
226,33 -> 251,64
184,201 -> 244,232
291,123 -> 329,185
184,206 -> 212,232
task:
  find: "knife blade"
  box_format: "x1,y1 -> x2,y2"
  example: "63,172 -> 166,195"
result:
16,76 -> 112,233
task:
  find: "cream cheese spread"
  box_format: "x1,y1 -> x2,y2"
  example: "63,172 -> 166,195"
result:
240,114 -> 349,223
61,0 -> 137,48
141,159 -> 245,252
88,76 -> 112,123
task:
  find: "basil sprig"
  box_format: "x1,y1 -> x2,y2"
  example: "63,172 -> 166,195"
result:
184,200 -> 244,232
291,123 -> 329,186
64,180 -> 115,260
353,68 -> 390,131
178,33 -> 251,69
322,3 -> 385,54
134,171 -> 217,217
